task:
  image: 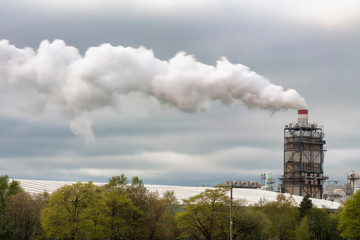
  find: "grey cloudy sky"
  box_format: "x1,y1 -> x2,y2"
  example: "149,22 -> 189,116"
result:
0,0 -> 359,186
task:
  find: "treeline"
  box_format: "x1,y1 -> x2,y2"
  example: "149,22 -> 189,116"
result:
0,174 -> 359,240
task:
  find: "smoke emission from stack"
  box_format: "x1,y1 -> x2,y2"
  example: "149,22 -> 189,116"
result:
0,39 -> 307,141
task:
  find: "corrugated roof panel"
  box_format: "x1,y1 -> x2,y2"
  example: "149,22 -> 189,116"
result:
15,179 -> 341,209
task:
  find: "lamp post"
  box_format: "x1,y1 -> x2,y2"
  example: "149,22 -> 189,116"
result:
230,181 -> 233,240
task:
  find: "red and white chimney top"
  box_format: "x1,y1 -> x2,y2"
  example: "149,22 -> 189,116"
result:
298,109 -> 308,125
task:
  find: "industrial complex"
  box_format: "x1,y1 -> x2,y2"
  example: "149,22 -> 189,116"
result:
226,109 -> 357,203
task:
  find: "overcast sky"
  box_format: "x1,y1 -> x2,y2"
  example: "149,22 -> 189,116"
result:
0,0 -> 359,186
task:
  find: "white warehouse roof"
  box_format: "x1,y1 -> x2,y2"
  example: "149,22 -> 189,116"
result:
16,179 -> 341,210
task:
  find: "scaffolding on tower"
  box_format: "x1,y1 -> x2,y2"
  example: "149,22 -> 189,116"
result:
280,109 -> 328,199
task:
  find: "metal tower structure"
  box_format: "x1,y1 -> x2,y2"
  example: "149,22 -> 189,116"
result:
347,170 -> 360,195
280,109 -> 327,199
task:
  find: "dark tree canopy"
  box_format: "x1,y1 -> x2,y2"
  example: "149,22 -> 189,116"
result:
0,175 -> 24,239
299,194 -> 312,218
4,192 -> 46,240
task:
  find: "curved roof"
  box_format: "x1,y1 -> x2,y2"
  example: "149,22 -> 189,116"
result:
16,179 -> 341,210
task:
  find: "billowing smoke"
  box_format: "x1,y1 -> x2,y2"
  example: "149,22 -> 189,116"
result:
0,39 -> 307,141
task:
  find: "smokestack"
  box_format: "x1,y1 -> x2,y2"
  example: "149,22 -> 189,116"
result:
298,109 -> 308,126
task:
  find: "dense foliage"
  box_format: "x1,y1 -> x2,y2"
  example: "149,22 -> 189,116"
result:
40,175 -> 179,240
176,188 -> 230,240
0,175 -> 24,239
0,174 -> 353,240
338,190 -> 360,239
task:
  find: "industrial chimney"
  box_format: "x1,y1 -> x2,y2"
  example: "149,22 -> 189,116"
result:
298,109 -> 308,126
281,109 -> 327,199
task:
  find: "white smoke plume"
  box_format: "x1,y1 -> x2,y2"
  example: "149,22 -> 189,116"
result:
0,39 -> 307,141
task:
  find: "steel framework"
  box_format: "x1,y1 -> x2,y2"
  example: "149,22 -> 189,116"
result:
280,122 -> 327,199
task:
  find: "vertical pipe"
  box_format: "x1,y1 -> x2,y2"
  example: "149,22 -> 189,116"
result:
283,128 -> 286,193
353,179 -> 355,195
320,132 -> 324,198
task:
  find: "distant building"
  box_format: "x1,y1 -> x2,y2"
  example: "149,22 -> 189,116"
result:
225,180 -> 262,189
323,188 -> 346,203
325,184 -> 352,196
324,171 -> 360,202
260,172 -> 274,191
347,170 -> 360,195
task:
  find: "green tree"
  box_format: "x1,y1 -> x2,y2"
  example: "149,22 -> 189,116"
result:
328,207 -> 342,240
4,192 -> 47,240
307,208 -> 334,240
0,175 -> 23,214
299,194 -> 312,218
156,190 -> 180,239
40,175 -> 180,240
100,176 -> 142,240
40,182 -> 100,239
144,190 -> 180,240
295,216 -> 310,240
107,174 -> 128,189
176,188 -> 229,240
233,202 -> 270,240
0,175 -> 23,239
125,176 -> 179,239
253,194 -> 298,240
338,190 -> 360,239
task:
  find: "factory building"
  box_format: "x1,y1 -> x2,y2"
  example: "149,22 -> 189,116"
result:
323,171 -> 360,202
280,110 -> 327,199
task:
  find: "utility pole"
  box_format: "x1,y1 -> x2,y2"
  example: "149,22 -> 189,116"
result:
230,181 -> 233,240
